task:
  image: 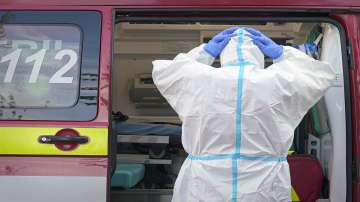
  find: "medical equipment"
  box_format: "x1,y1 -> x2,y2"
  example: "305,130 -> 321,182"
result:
308,134 -> 321,160
129,74 -> 168,108
288,154 -> 324,201
111,164 -> 145,188
113,120 -> 183,189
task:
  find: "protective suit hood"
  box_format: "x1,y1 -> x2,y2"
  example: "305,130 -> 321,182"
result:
220,28 -> 265,69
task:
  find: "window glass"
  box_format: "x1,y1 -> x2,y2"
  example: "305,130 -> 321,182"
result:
0,25 -> 81,108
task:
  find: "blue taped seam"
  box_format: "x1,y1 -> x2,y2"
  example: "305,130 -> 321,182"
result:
224,61 -> 255,67
232,29 -> 245,202
238,155 -> 287,162
187,153 -> 287,162
231,160 -> 238,201
235,29 -> 245,154
187,153 -> 234,160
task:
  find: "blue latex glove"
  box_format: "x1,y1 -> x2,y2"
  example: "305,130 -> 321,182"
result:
293,42 -> 317,55
204,27 -> 239,58
245,27 -> 284,60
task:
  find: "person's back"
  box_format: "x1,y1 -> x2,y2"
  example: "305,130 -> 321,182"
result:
152,28 -> 335,201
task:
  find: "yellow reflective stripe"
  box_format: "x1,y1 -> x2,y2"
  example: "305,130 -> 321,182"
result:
288,150 -> 295,155
291,186 -> 300,201
0,127 -> 108,155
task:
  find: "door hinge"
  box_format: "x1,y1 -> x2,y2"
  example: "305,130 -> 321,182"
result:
347,41 -> 355,69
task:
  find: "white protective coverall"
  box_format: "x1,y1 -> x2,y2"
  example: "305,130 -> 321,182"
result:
152,28 -> 335,202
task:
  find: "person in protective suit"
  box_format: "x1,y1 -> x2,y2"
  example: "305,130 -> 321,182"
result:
152,27 -> 335,202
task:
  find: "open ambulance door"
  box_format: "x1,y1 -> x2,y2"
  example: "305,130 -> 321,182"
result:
331,14 -> 360,202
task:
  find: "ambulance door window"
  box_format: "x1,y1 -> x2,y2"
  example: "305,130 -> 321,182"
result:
0,11 -> 101,121
0,25 -> 81,108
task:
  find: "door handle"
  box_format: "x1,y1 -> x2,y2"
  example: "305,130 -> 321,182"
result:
38,135 -> 89,144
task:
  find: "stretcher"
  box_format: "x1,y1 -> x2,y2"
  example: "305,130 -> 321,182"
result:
112,121 -> 182,188
114,121 -> 181,136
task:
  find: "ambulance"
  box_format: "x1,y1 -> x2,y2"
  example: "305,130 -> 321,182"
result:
0,1 -> 359,202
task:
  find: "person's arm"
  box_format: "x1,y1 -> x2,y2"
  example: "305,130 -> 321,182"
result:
268,46 -> 336,128
246,27 -> 336,128
152,45 -> 215,117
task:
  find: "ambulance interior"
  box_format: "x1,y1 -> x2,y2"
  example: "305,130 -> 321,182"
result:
110,20 -> 348,202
